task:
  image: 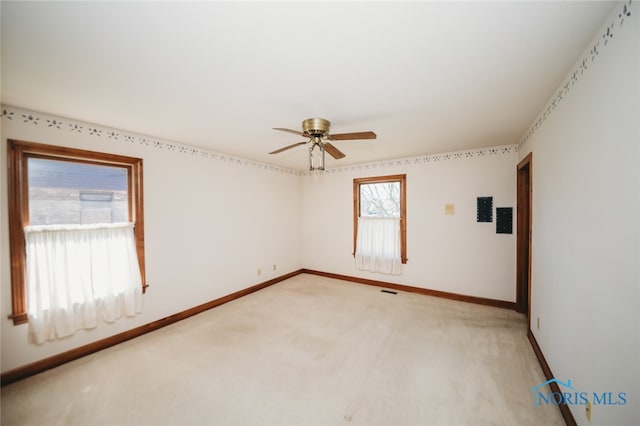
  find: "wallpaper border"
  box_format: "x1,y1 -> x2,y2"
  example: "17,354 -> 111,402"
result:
517,0 -> 633,150
2,105 -> 517,177
1,105 -> 304,177
303,145 -> 517,176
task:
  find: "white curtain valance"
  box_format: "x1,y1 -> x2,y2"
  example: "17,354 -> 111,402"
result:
25,222 -> 142,344
355,217 -> 403,275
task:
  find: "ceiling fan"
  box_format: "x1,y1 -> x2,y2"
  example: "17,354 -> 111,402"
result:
270,118 -> 376,170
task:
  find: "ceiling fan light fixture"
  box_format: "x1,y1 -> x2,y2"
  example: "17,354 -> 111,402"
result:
271,117 -> 376,170
309,141 -> 325,171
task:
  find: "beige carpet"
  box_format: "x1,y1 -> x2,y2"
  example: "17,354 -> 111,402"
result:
1,274 -> 564,425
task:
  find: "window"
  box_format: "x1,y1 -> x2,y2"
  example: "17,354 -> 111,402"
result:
353,174 -> 407,273
28,157 -> 130,225
7,140 -> 146,330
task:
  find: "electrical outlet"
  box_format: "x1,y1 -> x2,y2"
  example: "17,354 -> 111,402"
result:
586,398 -> 592,422
273,264 -> 277,271
257,268 -> 262,276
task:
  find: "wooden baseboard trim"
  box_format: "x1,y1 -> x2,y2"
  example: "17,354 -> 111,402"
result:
1,269 -> 516,386
1,269 -> 303,387
527,330 -> 577,426
301,269 -> 517,310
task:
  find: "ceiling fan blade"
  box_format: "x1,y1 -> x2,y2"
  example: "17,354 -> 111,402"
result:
328,131 -> 377,141
323,142 -> 346,159
273,127 -> 308,137
269,141 -> 308,154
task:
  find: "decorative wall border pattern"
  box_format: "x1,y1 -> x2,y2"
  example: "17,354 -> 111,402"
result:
303,145 -> 517,176
3,105 -> 517,177
1,105 -> 304,177
517,0 -> 633,150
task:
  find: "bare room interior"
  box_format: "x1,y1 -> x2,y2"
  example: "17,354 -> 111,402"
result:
1,1 -> 638,425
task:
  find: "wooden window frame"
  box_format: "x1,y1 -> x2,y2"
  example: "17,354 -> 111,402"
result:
7,139 -> 146,325
353,174 -> 407,263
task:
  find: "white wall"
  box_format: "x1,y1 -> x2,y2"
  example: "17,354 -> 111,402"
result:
0,106 -> 303,372
301,147 -> 517,302
518,2 -> 639,424
0,104 -> 519,374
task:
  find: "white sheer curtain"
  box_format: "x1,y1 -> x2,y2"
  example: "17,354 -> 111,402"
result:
355,217 -> 403,275
24,222 -> 143,344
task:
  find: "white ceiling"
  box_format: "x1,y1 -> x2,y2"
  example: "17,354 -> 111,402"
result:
1,1 -> 616,171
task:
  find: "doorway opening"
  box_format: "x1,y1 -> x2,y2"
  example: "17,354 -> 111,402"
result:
516,153 -> 532,323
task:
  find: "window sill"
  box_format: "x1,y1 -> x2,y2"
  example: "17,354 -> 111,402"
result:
8,313 -> 28,325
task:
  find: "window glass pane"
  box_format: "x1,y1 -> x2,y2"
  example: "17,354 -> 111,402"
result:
28,157 -> 129,225
359,182 -> 400,218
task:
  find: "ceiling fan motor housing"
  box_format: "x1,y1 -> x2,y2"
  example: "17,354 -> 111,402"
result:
302,118 -> 330,136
